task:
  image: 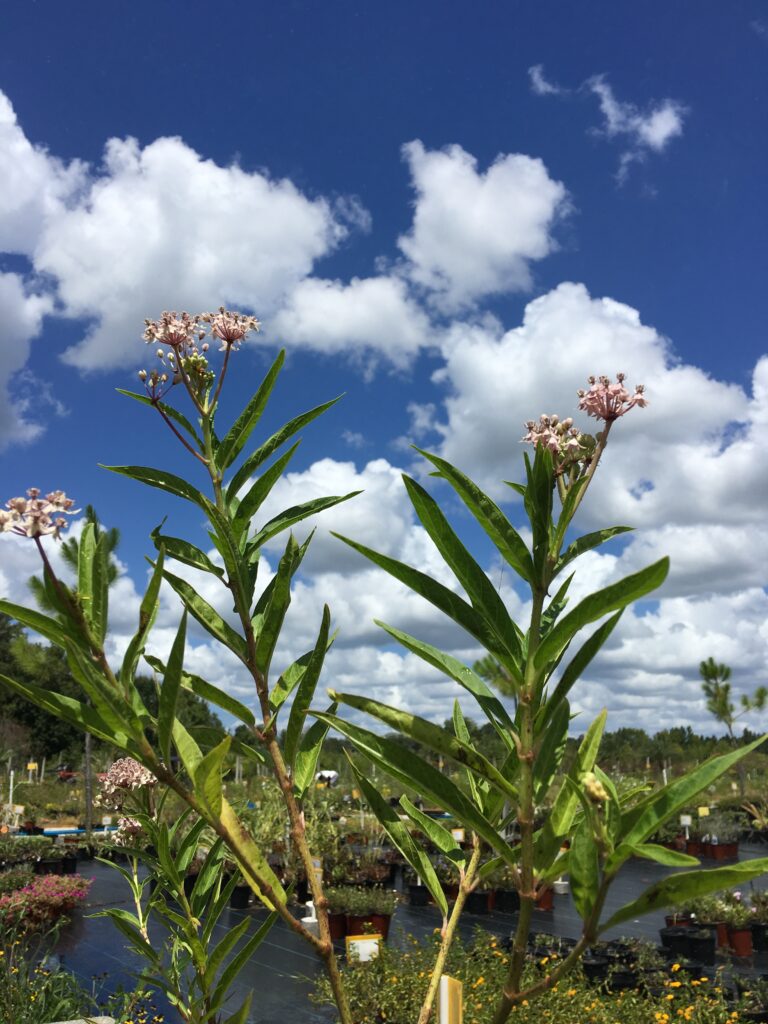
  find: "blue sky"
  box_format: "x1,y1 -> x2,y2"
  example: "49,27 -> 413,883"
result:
1,1 -> 766,734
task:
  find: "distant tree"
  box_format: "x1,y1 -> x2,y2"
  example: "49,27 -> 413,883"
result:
699,656 -> 768,795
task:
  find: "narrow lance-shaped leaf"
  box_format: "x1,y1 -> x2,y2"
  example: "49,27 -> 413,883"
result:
375,621 -> 517,750
535,558 -> 669,670
0,673 -> 139,753
102,464 -> 212,514
151,522 -> 224,579
332,533 -> 520,673
402,473 -> 523,667
91,533 -> 110,644
346,755 -> 449,918
161,566 -> 248,662
232,441 -> 301,539
452,699 -> 481,808
569,816 -> 600,920
312,713 -> 519,867
252,533 -> 311,679
157,611 -> 187,765
251,492 -> 361,550
400,795 -> 466,867
116,389 -> 204,449
537,612 -> 622,734
145,653 -> 255,728
120,548 -> 165,688
293,702 -> 338,799
219,799 -> 286,908
600,859 -> 768,933
210,909 -> 278,1013
330,690 -> 518,802
225,395 -> 342,503
555,526 -> 633,579
0,600 -> 70,649
532,698 -> 570,804
609,733 -> 768,871
284,606 -> 331,768
216,350 -> 285,470
416,447 -> 535,583
631,844 -> 700,868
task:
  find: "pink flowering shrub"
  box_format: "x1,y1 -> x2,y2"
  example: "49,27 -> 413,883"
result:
0,873 -> 92,931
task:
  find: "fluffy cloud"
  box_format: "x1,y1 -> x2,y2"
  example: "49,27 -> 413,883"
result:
0,272 -> 53,447
528,65 -> 564,97
397,141 -> 568,311
271,275 -> 432,371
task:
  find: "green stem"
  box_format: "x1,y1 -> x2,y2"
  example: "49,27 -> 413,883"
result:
417,839 -> 483,1024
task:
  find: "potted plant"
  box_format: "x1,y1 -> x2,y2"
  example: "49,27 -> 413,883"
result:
325,886 -> 351,941
403,866 -> 430,907
685,893 -> 729,949
738,976 -> 768,1023
344,886 -> 396,940
750,889 -> 768,952
487,864 -> 520,914
723,892 -> 753,957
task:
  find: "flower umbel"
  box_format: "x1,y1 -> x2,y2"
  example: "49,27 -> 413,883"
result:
202,307 -> 261,351
577,373 -> 647,421
100,757 -> 157,809
0,489 -> 79,539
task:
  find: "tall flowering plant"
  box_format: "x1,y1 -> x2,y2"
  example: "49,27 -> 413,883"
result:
315,374 -> 768,1024
0,311 -> 766,1024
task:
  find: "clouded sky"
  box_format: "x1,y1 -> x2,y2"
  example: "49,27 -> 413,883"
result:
1,1 -> 766,737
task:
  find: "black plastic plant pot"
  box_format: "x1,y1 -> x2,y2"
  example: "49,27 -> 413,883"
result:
659,926 -> 690,958
607,968 -> 638,992
229,884 -> 251,910
61,855 -> 78,875
35,859 -> 63,876
743,1011 -> 768,1023
496,889 -> 520,914
687,929 -> 716,966
408,884 -> 429,907
582,957 -> 609,983
465,890 -> 491,915
752,922 -> 768,952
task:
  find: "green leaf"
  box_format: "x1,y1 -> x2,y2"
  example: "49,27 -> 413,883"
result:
269,648 -> 315,715
329,690 -> 518,802
524,448 -> 554,579
345,755 -> 448,917
157,611 -> 187,764
225,394 -> 342,503
600,859 -> 768,933
332,534 -> 519,672
0,600 -> 70,648
375,622 -> 517,749
211,910 -> 278,1012
217,351 -> 285,470
98,908 -> 158,961
285,606 -> 331,767
77,522 -> 96,616
534,559 -> 669,670
555,526 -> 633,578
219,798 -> 286,908
101,464 -> 211,513
145,654 -> 255,727
569,817 -> 600,920
121,549 -> 165,687
232,441 -> 301,538
151,522 -> 224,579
0,673 -> 138,752
161,566 -> 248,661
399,795 -> 465,866
203,914 -> 252,987
62,638 -> 147,738
535,710 -> 606,873
402,474 -> 523,666
537,612 -> 623,733
116,388 -> 203,448
416,448 -> 535,583
312,713 -> 518,867
172,718 -> 203,775
252,533 -> 310,678
632,843 -> 700,868
223,994 -> 254,1024
251,492 -> 361,549
533,698 -> 569,804
610,734 -> 768,870
293,702 -> 338,798
91,533 -> 110,644
194,735 -> 231,816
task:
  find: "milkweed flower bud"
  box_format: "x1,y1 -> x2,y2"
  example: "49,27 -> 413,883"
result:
582,771 -> 610,804
113,816 -> 144,847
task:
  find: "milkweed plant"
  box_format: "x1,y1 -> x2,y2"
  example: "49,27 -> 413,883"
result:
1,309 -> 766,1024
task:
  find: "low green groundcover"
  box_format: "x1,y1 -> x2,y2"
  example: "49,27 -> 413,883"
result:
312,929 -> 751,1024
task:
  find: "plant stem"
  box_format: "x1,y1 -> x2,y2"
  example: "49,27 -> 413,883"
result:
417,839 -> 483,1024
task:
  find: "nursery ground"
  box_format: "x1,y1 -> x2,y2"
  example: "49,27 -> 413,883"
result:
54,843 -> 768,1024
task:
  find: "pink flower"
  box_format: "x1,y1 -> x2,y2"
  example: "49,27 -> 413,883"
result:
0,488 -> 79,539
577,373 -> 647,422
143,311 -> 202,353
100,757 -> 157,809
202,307 -> 260,351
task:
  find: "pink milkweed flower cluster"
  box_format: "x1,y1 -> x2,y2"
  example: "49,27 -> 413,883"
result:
113,815 -> 144,847
522,415 -> 584,457
577,373 -> 647,422
100,757 -> 157,809
0,488 -> 79,539
201,308 -> 261,351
